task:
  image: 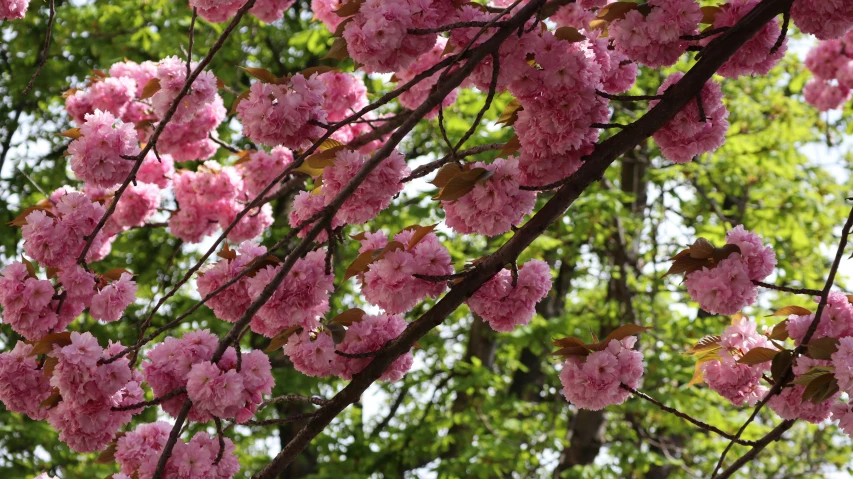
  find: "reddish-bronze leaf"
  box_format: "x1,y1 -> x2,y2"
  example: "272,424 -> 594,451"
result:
554,26 -> 586,43
334,0 -> 366,17
711,244 -> 741,263
46,266 -> 59,279
663,256 -> 712,277
300,65 -> 336,78
140,78 -> 161,99
265,325 -> 303,352
333,16 -> 355,37
407,224 -> 438,250
331,308 -> 366,326
29,331 -> 74,355
96,442 -> 119,464
801,372 -> 838,404
245,255 -> 283,278
324,37 -> 349,61
40,389 -> 62,409
736,347 -> 779,365
22,257 -> 36,278
102,268 -> 134,282
771,349 -> 793,384
685,334 -> 721,356
551,345 -> 591,358
552,336 -> 587,348
767,305 -> 812,317
499,134 -> 520,157
792,366 -> 835,386
60,127 -> 83,140
350,232 -> 368,241
496,98 -> 522,126
430,163 -> 464,189
689,238 -> 715,259
230,89 -> 251,115
434,168 -> 492,201
240,66 -> 279,84
597,1 -> 639,21
768,320 -> 789,341
306,145 -> 346,168
42,357 -> 59,378
8,204 -> 54,227
700,6 -> 723,24
217,243 -> 237,262
603,324 -> 650,343
344,241 -> 403,280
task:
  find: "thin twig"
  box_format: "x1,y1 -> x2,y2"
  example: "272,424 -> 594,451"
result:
752,280 -> 822,296
21,0 -> 56,97
112,387 -> 186,412
213,418 -> 225,465
623,385 -> 756,445
209,133 -> 241,153
403,143 -> 505,182
244,412 -> 317,426
408,20 -> 510,35
187,8 -> 197,76
413,271 -> 471,282
770,6 -> 790,54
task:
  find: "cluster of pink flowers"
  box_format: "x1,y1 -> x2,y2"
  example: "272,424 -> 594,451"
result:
509,30 -> 610,187
0,262 -> 69,340
442,158 -> 536,236
317,71 -> 377,146
785,292 -> 853,345
245,250 -> 335,337
189,0 -> 294,23
701,317 -> 770,406
609,0 -> 701,68
0,342 -> 53,420
466,260 -> 552,332
197,242 -> 269,323
358,229 -> 453,314
650,73 -> 729,164
560,337 -> 645,410
311,0 -> 346,31
702,0 -> 786,78
238,147 -> 294,200
116,421 -> 239,479
46,332 -> 144,452
21,190 -> 115,267
0,0 -> 28,20
68,110 -> 140,188
151,57 -> 218,125
170,161 -> 272,244
237,74 -> 327,150
143,329 -> 274,423
341,0 -> 454,73
684,226 -> 776,315
66,59 -> 227,163
289,149 -> 408,237
395,37 -> 459,118
803,35 -> 853,111
769,356 -> 837,423
284,314 -> 413,381
790,0 -> 853,40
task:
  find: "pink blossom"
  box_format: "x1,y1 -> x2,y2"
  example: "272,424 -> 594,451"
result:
336,313 -> 413,381
311,0 -> 347,31
157,95 -> 226,162
245,250 -> 334,337
251,0 -> 295,22
702,0 -> 786,78
701,352 -> 767,406
111,182 -> 161,231
443,158 -> 536,236
151,56 -> 218,124
284,330 -> 341,377
319,71 -> 368,122
831,402 -> 853,436
361,230 -> 453,314
650,72 -> 729,163
805,40 -> 848,80
0,261 -> 64,340
804,78 -> 851,111
68,110 -> 140,188
186,361 -> 245,419
560,338 -> 644,410
238,147 -> 294,200
610,0 -> 701,68
685,256 -> 756,315
190,0 -> 244,22
1,0 -> 29,20
197,242 -> 268,323
137,152 -> 175,188
116,421 -> 172,476
791,0 -> 853,40
832,337 -> 853,395
58,264 -> 96,302
0,341 -> 52,420
237,74 -> 327,149
467,260 -> 552,332
725,225 -> 776,281
90,272 -> 138,322
395,37 -> 459,118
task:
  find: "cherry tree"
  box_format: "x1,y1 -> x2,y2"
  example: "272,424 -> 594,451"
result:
2,0 -> 853,477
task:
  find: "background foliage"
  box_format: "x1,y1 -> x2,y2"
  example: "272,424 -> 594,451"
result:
2,0 -> 853,478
